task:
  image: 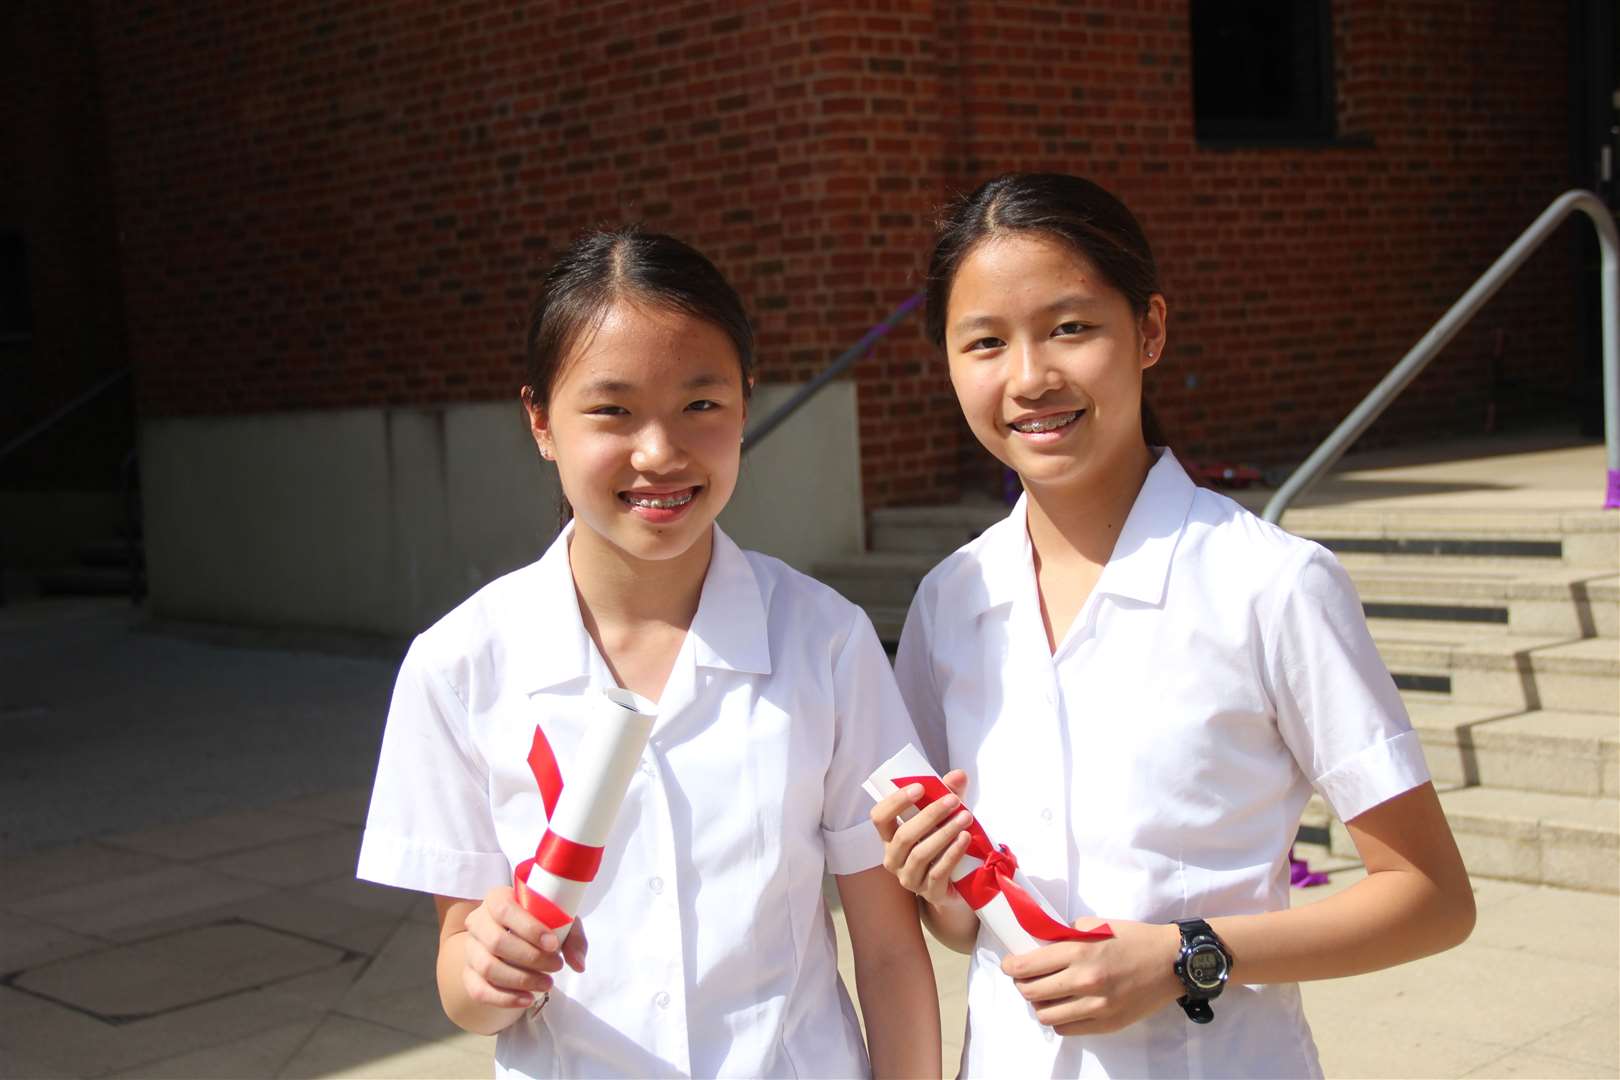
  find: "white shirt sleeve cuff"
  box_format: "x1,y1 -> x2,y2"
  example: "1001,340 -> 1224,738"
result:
356,829 -> 512,901
1313,729 -> 1432,823
822,819 -> 884,876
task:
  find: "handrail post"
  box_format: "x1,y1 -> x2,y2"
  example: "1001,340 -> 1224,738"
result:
1263,189 -> 1620,523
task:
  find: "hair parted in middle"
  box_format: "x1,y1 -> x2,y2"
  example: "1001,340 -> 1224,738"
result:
523,225 -> 756,409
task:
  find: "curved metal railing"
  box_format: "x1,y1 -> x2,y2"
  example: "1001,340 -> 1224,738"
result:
1262,189 -> 1620,523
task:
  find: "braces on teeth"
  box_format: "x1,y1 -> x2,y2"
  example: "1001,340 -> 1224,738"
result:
627,492 -> 694,509
1013,412 -> 1078,433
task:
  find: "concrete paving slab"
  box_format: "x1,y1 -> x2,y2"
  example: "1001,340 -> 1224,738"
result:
0,908 -> 102,974
1524,1005 -> 1620,1071
339,982 -> 468,1043
101,810 -> 340,863
278,1014 -> 489,1080
205,826 -> 365,888
271,787 -> 373,828
0,1044 -> 79,1079
0,842 -> 173,905
305,875 -> 420,920
105,1019 -> 321,1079
12,922 -> 345,1020
9,863 -> 272,940
1461,1048 -> 1617,1079
342,920 -> 443,1005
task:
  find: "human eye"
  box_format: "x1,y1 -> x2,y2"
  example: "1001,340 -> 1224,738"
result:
586,404 -> 629,416
686,398 -> 721,413
1052,321 -> 1091,337
963,336 -> 1005,353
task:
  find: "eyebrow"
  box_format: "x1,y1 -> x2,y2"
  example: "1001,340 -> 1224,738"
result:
950,294 -> 1101,336
578,371 -> 734,397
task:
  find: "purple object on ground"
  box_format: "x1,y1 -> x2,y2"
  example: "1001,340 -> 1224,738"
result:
1606,468 -> 1620,509
1289,845 -> 1330,888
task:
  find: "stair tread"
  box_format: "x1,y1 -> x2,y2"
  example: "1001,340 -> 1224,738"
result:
1438,786 -> 1619,833
1405,702 -> 1620,745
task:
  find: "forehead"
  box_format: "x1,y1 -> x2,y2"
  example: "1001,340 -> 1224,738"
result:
555,298 -> 741,391
947,234 -> 1113,315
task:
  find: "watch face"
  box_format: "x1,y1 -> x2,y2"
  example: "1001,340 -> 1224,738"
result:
1186,943 -> 1227,990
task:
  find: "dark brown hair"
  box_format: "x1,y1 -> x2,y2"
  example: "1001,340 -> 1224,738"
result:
525,226 -> 755,407
925,173 -> 1167,445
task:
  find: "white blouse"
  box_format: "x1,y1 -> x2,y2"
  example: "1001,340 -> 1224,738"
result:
358,524 -> 919,1079
895,450 -> 1430,1079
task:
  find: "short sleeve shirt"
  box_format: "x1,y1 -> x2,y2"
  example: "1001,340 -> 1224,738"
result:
894,450 -> 1430,1079
358,524 -> 919,1079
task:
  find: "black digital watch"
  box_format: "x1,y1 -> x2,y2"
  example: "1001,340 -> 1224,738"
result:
1172,918 -> 1233,1024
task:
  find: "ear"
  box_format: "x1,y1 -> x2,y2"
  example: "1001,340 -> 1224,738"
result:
1139,294 -> 1168,370
521,386 -> 556,461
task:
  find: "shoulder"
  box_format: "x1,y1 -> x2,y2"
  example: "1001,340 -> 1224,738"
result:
404,556 -> 552,701
911,506 -> 1022,619
1177,485 -> 1332,601
742,547 -> 870,648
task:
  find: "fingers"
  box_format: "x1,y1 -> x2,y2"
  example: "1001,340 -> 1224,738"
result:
943,769 -> 969,797
1001,942 -> 1076,980
462,931 -> 555,1004
868,783 -> 924,842
905,826 -> 972,904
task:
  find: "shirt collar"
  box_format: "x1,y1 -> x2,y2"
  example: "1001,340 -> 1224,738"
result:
960,448 -> 1196,617
520,522 -> 771,694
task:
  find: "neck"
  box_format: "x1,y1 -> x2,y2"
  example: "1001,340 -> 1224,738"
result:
567,523 -> 714,634
1023,441 -> 1157,567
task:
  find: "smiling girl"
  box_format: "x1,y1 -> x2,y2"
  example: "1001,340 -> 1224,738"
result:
359,228 -> 939,1079
870,174 -> 1475,1078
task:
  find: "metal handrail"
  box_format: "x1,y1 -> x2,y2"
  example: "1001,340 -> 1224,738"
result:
741,291 -> 924,454
0,367 -> 132,464
1262,189 -> 1619,522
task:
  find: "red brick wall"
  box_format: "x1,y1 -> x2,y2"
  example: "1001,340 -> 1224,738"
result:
88,0 -> 1576,510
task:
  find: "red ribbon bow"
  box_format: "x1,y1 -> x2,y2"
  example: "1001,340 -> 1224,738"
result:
513,725 -> 604,929
894,774 -> 1113,946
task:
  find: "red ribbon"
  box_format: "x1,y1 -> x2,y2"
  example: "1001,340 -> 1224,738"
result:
512,724 -> 606,928
894,774 -> 1114,946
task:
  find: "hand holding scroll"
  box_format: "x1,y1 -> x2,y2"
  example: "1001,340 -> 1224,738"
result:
458,886 -> 589,1010
870,768 -> 977,909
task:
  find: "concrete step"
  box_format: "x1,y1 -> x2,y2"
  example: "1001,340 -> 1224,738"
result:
1367,628 -> 1619,714
1405,700 -> 1619,798
1281,507 -> 1619,570
816,552 -> 939,610
36,567 -> 139,597
868,499 -> 1008,554
1346,565 -> 1618,638
1312,786 -> 1618,894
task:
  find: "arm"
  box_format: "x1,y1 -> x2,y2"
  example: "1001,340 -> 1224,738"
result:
433,887 -> 588,1036
1002,781 -> 1475,1035
835,865 -> 943,1080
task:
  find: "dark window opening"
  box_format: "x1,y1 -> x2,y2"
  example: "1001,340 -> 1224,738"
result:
0,232 -> 32,342
1190,0 -> 1336,144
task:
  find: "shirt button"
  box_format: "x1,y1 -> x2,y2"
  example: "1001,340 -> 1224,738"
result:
654,990 -> 671,1009
1041,808 -> 1054,823
649,876 -> 664,894
640,760 -> 656,777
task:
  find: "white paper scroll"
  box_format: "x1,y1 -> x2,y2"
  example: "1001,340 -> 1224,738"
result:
863,742 -> 1075,956
523,688 -> 655,942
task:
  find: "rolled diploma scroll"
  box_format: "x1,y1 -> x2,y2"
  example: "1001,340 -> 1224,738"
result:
863,743 -> 1111,955
517,688 -> 654,944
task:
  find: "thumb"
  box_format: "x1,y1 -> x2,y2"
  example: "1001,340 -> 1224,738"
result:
563,916 -> 588,972
943,769 -> 970,798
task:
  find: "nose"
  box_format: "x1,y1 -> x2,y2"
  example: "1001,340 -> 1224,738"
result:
1007,337 -> 1058,400
630,420 -> 686,474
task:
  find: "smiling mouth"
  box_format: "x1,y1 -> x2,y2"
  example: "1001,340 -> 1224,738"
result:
620,488 -> 698,509
1009,410 -> 1084,434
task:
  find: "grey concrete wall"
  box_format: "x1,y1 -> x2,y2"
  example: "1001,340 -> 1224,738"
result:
140,383 -> 861,636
